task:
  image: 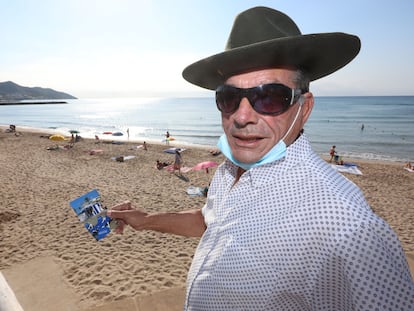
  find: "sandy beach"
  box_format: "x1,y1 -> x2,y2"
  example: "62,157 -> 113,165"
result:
1,127 -> 413,310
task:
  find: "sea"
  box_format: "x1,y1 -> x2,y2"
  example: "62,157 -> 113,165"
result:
0,96 -> 413,162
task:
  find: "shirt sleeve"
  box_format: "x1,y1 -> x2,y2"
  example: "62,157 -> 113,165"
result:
315,221 -> 414,310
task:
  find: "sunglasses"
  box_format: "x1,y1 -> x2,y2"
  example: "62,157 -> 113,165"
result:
216,83 -> 304,115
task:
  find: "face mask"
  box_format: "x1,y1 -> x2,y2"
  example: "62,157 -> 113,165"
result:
217,134 -> 286,170
217,101 -> 303,170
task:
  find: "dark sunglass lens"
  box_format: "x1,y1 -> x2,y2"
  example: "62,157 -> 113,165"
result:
216,86 -> 240,113
216,84 -> 295,115
254,84 -> 292,114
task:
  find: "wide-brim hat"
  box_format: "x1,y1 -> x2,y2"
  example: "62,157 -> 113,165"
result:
182,6 -> 361,90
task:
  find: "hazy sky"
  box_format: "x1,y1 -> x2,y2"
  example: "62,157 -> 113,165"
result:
1,0 -> 413,98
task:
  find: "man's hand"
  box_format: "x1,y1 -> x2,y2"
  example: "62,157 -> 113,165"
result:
108,201 -> 148,234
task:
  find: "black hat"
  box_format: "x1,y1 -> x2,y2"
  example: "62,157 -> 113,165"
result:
182,6 -> 361,90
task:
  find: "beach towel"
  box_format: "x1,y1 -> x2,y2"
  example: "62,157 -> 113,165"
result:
331,164 -> 363,175
87,149 -> 103,155
165,165 -> 192,173
129,145 -> 143,150
111,155 -> 136,162
186,186 -> 204,196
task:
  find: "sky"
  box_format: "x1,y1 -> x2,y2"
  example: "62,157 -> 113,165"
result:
1,0 -> 413,98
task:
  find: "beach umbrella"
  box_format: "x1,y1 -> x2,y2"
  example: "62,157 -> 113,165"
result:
163,147 -> 185,154
192,161 -> 218,173
49,134 -> 66,141
69,129 -> 80,134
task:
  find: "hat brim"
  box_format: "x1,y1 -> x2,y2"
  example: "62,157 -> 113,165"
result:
182,32 -> 361,90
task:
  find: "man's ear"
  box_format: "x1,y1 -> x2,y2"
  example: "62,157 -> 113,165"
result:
301,92 -> 314,124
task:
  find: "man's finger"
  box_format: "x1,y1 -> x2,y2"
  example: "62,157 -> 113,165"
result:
111,201 -> 132,211
107,209 -> 127,219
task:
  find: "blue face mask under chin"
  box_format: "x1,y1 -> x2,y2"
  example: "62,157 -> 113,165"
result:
217,134 -> 286,170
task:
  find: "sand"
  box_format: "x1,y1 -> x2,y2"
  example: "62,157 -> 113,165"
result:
0,127 -> 413,310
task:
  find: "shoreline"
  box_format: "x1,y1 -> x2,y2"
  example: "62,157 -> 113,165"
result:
0,124 -> 216,151
1,124 -> 411,164
1,126 -> 413,310
1,94 -> 412,164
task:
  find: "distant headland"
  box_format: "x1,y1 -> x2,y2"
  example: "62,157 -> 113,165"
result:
0,81 -> 77,105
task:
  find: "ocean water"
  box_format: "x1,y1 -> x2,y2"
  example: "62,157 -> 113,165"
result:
0,96 -> 413,162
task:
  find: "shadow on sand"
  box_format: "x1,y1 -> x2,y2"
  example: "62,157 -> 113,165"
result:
175,173 -> 189,182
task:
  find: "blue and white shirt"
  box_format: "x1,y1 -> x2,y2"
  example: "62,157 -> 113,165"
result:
185,134 -> 414,310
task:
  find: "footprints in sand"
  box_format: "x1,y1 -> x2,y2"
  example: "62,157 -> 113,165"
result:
54,233 -> 197,305
0,132 -> 213,307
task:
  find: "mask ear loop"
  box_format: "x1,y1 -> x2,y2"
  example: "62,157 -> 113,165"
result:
281,95 -> 304,141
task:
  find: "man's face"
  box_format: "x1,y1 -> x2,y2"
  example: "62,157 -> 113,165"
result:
221,68 -> 313,164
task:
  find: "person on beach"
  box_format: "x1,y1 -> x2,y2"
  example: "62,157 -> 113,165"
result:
329,145 -> 336,162
108,7 -> 414,310
156,160 -> 168,170
173,149 -> 182,175
165,130 -> 170,145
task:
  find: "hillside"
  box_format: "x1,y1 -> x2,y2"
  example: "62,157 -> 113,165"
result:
0,81 -> 77,101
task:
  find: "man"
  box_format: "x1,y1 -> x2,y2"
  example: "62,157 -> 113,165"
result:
108,7 -> 414,310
